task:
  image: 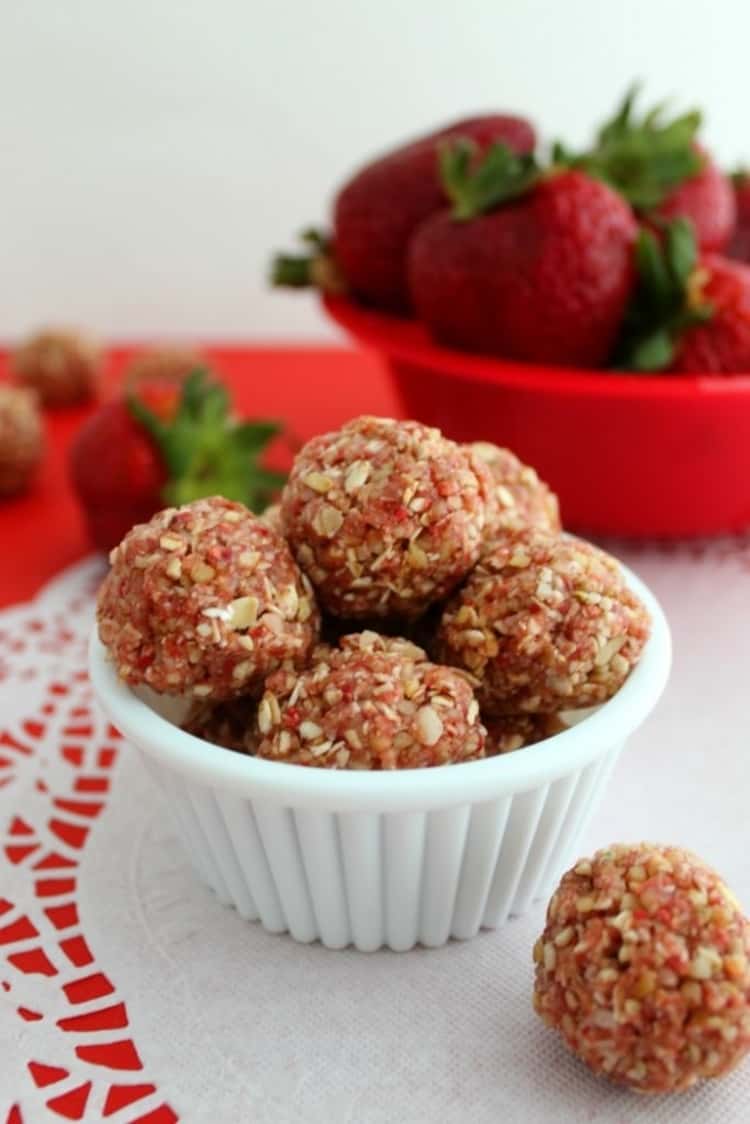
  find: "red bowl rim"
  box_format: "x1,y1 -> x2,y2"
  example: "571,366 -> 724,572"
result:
323,294 -> 750,401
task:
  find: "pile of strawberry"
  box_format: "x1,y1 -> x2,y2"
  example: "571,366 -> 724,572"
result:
274,86 -> 750,375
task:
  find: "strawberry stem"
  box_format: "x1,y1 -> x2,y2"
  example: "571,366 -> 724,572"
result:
613,218 -> 714,371
440,139 -> 539,221
555,83 -> 703,209
128,370 -> 285,513
271,229 -> 346,293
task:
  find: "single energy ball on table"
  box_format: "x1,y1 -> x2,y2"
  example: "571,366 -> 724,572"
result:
534,843 -> 750,1094
97,496 -> 320,700
12,328 -> 101,406
484,712 -> 566,755
124,345 -> 206,389
255,630 -> 486,769
468,441 -> 561,539
281,415 -> 495,619
0,386 -> 44,496
437,529 -> 649,714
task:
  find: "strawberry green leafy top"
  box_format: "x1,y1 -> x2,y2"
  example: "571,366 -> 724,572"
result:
613,218 -> 714,371
129,369 -> 286,511
554,84 -> 703,210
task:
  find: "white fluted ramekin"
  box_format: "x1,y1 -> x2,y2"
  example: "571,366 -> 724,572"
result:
89,562 -> 670,952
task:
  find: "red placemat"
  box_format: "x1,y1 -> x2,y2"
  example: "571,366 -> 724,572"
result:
0,346 -> 399,607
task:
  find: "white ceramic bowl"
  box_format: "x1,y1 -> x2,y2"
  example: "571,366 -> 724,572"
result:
89,561 -> 670,952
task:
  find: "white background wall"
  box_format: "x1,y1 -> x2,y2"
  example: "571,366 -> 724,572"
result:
2,0 -> 747,342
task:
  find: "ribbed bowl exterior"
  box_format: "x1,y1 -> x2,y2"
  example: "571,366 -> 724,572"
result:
141,742 -> 622,951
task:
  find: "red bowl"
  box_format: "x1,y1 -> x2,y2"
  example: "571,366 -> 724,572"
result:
324,294 -> 750,539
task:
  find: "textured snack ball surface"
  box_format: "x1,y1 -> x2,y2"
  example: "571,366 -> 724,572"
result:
534,843 -> 750,1094
255,630 -> 486,769
281,415 -> 495,619
468,441 -> 561,541
12,329 -> 101,406
437,530 -> 650,714
0,386 -> 44,496
97,496 -> 320,700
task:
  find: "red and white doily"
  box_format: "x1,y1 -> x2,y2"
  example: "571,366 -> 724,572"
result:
1,548 -> 749,1124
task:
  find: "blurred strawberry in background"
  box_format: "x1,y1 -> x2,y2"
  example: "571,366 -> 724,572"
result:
728,171 -> 750,264
273,113 -> 536,313
70,370 -> 284,552
554,85 -> 735,253
407,145 -> 637,366
613,218 -> 750,373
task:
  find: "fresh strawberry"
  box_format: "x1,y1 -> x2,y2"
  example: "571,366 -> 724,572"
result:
70,398 -> 167,552
407,143 -> 637,366
728,170 -> 750,263
70,370 -> 284,552
613,218 -> 750,373
272,114 -> 535,313
556,86 -> 735,252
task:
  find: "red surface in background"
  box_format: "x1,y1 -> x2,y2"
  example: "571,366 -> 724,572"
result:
0,346 -> 399,608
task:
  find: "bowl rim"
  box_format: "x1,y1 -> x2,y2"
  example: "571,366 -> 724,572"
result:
88,557 -> 671,813
324,294 -> 750,399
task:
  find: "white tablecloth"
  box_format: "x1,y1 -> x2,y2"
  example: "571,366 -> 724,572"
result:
1,545 -> 748,1123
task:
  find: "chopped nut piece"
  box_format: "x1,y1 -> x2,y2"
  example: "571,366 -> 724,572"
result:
416,705 -> 444,746
228,596 -> 259,630
303,471 -> 333,494
344,460 -> 371,492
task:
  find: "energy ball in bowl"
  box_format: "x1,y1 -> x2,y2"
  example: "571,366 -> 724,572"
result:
437,530 -> 649,714
534,843 -> 750,1094
468,441 -> 561,539
255,629 -> 486,769
97,496 -> 320,700
281,415 -> 495,618
12,328 -> 101,406
260,500 -> 284,534
0,386 -> 44,496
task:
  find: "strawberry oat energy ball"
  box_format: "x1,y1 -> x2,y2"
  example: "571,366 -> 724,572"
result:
0,386 -> 44,496
281,416 -> 495,618
468,442 -> 560,540
97,496 -> 320,700
255,630 -> 486,769
12,328 -> 101,406
534,843 -> 750,1093
437,529 -> 649,714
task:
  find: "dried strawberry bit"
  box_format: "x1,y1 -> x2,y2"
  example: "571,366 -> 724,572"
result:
97,496 -> 320,700
533,843 -> 750,1094
281,416 -> 496,619
255,631 -> 485,770
437,529 -> 650,714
